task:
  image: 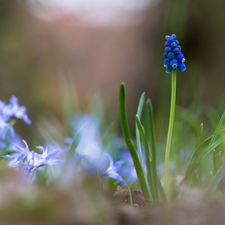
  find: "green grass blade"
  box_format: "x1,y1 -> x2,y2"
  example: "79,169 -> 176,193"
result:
146,99 -> 158,200
207,164 -> 225,196
102,122 -> 117,147
136,92 -> 145,165
210,111 -> 225,145
65,124 -> 86,162
185,128 -> 225,178
136,114 -> 154,199
156,173 -> 167,200
203,134 -> 225,156
210,111 -> 225,172
128,186 -> 133,208
175,106 -> 200,134
213,149 -> 217,175
119,83 -> 151,200
195,123 -> 203,149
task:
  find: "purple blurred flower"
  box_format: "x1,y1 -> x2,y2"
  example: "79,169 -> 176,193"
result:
102,152 -> 127,186
64,114 -> 102,163
120,149 -> 146,183
2,96 -> 31,125
0,96 -> 31,144
3,140 -> 62,175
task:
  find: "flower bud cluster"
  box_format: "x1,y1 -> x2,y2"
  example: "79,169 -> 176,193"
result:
163,34 -> 186,73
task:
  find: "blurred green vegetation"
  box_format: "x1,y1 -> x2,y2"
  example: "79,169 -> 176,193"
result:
1,0 -> 225,143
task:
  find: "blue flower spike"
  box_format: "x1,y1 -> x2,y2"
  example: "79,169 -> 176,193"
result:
163,34 -> 186,73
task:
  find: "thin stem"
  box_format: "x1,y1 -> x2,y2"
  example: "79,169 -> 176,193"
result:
164,69 -> 176,201
128,186 -> 133,208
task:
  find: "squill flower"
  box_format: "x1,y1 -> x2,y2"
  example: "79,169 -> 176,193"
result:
3,140 -> 61,175
102,152 -> 127,186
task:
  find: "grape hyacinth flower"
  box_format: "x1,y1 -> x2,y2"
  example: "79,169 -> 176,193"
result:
163,34 -> 186,73
163,34 -> 186,201
102,152 -> 127,186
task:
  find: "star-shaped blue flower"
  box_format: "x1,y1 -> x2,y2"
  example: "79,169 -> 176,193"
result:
102,152 -> 127,186
3,140 -> 62,175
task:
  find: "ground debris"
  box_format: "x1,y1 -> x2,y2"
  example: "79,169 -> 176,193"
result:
113,186 -> 146,208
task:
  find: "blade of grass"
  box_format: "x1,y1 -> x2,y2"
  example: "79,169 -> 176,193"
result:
120,83 -> 151,200
136,114 -> 154,200
156,173 -> 167,200
136,93 -> 145,165
203,134 -> 225,156
146,99 -> 158,200
210,111 -> 225,145
213,149 -> 217,175
128,186 -> 133,208
195,123 -> 203,149
185,134 -> 225,182
206,164 -> 225,196
61,124 -> 85,178
210,111 -> 225,172
185,128 -> 225,178
102,122 -> 117,147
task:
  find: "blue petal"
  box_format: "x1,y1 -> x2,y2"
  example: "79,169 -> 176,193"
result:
65,137 -> 73,145
107,172 -> 127,186
9,96 -> 18,104
109,160 -> 124,172
166,66 -> 172,73
22,114 -> 32,125
173,48 -> 180,54
44,149 -> 60,160
164,41 -> 170,47
36,146 -> 45,152
170,59 -> 179,68
176,53 -> 185,63
103,152 -> 113,167
165,34 -> 176,42
164,47 -> 172,52
164,58 -> 170,67
171,42 -> 177,48
167,52 -> 175,59
163,52 -> 168,58
178,63 -> 186,72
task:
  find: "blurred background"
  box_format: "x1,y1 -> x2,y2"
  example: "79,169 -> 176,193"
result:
0,0 -> 225,142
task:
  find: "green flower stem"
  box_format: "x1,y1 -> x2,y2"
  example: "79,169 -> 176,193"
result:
164,69 -> 176,201
128,186 -> 133,208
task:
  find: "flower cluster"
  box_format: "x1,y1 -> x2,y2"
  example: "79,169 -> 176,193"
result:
163,34 -> 186,73
0,96 -> 31,137
3,140 -> 61,176
64,114 -> 127,185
